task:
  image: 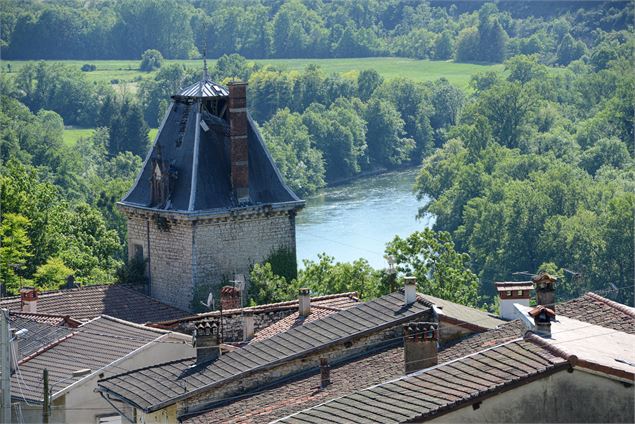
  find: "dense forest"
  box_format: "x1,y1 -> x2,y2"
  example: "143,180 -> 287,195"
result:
0,1 -> 633,309
1,0 -> 632,63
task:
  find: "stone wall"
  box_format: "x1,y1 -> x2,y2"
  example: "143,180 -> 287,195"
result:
125,212 -> 194,312
123,207 -> 297,312
191,211 -> 296,307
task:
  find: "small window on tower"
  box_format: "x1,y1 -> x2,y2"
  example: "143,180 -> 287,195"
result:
506,290 -> 511,297
517,290 -> 523,296
133,244 -> 144,263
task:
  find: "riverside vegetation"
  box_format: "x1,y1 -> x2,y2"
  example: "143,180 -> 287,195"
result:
0,1 -> 632,309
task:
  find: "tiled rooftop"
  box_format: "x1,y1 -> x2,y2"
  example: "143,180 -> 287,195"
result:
277,338 -> 569,423
251,306 -> 341,343
0,284 -> 190,324
97,291 -> 432,413
556,292 -> 635,334
152,292 -> 360,330
182,291 -> 635,423
12,315 -> 173,402
184,345 -> 406,424
9,315 -> 73,361
517,304 -> 635,382
419,294 -> 505,330
183,321 -> 530,423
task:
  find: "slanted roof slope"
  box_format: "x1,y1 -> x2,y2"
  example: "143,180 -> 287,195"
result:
278,338 -> 568,424
97,292 -> 432,413
0,285 -> 190,324
11,316 -> 171,402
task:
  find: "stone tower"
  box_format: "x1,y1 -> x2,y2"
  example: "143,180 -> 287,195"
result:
118,73 -> 304,311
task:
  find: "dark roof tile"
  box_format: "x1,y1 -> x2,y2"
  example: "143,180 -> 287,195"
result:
0,285 -> 189,324
98,292 -> 431,413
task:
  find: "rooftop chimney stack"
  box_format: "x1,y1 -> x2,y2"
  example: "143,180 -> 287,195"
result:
228,82 -> 249,204
20,288 -> 38,313
194,321 -> 220,364
528,306 -> 555,336
495,282 -> 533,320
404,277 -> 417,305
220,286 -> 241,310
243,311 -> 254,341
319,357 -> 331,389
403,322 -> 438,373
532,272 -> 557,312
299,288 -> 311,317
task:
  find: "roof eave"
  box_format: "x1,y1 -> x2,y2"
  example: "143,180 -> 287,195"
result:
116,200 -> 305,219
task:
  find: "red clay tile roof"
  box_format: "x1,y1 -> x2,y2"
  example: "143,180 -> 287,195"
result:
10,312 -> 81,327
557,292 -> 635,334
0,285 -> 190,324
151,292 -> 360,329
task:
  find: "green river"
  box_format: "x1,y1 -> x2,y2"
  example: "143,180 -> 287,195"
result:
296,168 -> 433,269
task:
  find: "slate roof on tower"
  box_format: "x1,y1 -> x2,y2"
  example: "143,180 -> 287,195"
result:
119,77 -> 303,214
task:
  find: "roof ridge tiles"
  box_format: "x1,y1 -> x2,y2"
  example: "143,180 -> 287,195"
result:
586,292 -> 635,319
17,332 -> 76,365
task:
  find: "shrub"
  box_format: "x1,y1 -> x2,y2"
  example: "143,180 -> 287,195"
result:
140,49 -> 164,72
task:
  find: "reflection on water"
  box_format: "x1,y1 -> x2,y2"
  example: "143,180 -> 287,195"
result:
296,168 -> 433,269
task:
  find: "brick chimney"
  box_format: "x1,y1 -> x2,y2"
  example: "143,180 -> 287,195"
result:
299,288 -> 311,317
532,272 -> 557,311
228,82 -> 249,203
403,322 -> 438,373
495,281 -> 533,320
404,276 -> 417,305
319,357 -> 331,389
243,311 -> 254,341
194,321 -> 220,364
528,306 -> 555,336
20,288 -> 38,313
220,286 -> 241,310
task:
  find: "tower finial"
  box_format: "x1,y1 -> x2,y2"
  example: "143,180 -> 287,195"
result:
203,39 -> 209,80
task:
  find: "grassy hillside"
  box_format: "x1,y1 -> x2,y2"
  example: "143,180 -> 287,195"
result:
5,58 -> 503,89
63,127 -> 159,146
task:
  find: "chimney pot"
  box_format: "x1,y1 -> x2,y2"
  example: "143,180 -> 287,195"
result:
528,306 -> 555,336
404,277 -> 417,305
299,288 -> 311,317
20,288 -> 38,314
532,272 -> 557,312
220,286 -> 241,310
319,357 -> 331,389
403,322 -> 438,373
194,320 -> 220,364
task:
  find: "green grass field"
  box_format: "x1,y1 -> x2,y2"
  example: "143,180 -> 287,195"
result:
5,58 -> 503,89
62,127 -> 94,146
63,127 -> 159,146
